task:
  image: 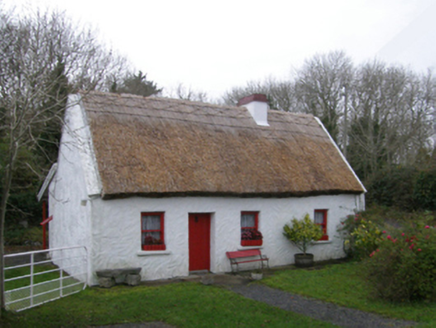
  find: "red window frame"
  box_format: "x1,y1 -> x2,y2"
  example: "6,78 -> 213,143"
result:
141,212 -> 166,250
314,209 -> 328,241
241,211 -> 262,246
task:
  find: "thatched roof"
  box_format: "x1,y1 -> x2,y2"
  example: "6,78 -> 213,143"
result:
80,91 -> 364,199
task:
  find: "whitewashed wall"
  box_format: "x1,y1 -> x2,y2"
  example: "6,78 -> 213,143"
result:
48,96 -> 97,280
88,194 -> 363,285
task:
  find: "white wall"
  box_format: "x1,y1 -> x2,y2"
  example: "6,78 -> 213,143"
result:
88,194 -> 363,285
48,96 -> 96,280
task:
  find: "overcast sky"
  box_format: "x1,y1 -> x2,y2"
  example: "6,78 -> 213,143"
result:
3,0 -> 436,98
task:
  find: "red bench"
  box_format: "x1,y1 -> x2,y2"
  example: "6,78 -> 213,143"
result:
226,249 -> 269,273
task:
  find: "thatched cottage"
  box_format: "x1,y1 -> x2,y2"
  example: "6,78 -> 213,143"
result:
41,91 -> 365,284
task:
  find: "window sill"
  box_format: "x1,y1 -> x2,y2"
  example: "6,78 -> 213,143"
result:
136,250 -> 172,256
313,240 -> 332,245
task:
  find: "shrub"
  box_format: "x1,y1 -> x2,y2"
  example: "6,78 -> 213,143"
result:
365,166 -> 436,211
5,225 -> 43,246
413,170 -> 436,211
339,213 -> 384,259
364,222 -> 436,302
366,166 -> 418,211
283,214 -> 323,255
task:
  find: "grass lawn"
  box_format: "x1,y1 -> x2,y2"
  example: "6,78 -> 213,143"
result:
2,261 -> 435,327
261,261 -> 436,327
1,282 -> 336,328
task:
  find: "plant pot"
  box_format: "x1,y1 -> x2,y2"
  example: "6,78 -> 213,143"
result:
251,272 -> 263,280
294,253 -> 314,268
241,239 -> 263,246
142,244 -> 166,251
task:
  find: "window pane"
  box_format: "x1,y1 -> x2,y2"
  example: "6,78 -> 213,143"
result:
314,211 -> 324,224
241,214 -> 255,228
142,215 -> 161,230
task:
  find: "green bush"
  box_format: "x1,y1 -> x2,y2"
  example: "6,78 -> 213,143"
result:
339,213 -> 384,259
4,225 -> 43,245
413,170 -> 436,211
365,166 -> 417,211
364,222 -> 436,302
366,166 -> 436,211
283,214 -> 323,255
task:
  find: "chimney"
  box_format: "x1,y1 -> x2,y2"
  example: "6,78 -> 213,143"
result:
237,94 -> 269,126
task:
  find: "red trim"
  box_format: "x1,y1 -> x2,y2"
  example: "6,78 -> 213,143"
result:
142,244 -> 166,251
241,211 -> 258,230
241,211 -> 262,245
141,212 -> 165,250
315,209 -> 329,241
241,239 -> 263,246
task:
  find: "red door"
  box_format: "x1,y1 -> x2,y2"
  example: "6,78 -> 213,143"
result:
189,213 -> 211,271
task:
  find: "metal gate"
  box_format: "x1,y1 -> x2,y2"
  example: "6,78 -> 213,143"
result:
4,245 -> 88,311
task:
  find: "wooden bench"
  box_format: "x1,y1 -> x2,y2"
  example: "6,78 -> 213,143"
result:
226,249 -> 269,273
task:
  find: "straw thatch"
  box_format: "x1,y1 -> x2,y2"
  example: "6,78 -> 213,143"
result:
80,91 -> 364,199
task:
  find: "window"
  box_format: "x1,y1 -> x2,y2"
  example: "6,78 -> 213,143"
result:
314,209 -> 328,241
241,211 -> 263,246
141,212 -> 166,250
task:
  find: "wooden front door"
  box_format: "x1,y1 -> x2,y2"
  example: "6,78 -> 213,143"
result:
189,213 -> 211,271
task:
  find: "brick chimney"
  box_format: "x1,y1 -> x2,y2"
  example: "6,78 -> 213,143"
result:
237,94 -> 269,126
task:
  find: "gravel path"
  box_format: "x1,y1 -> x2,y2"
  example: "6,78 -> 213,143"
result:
229,284 -> 418,328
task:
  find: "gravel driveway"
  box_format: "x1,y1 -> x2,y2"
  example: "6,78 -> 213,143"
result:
229,284 -> 417,328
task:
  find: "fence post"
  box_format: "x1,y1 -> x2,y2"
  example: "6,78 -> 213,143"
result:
30,253 -> 34,307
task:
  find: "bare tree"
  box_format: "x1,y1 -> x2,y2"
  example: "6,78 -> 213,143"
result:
165,83 -> 210,103
347,61 -> 435,180
294,51 -> 354,143
0,7 -> 130,312
221,77 -> 295,111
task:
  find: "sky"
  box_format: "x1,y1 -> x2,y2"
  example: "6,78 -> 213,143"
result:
2,0 -> 436,99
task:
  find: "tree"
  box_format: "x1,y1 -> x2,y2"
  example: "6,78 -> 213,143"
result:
294,51 -> 354,143
164,83 -> 210,103
222,77 -> 295,111
0,7 -> 130,312
110,70 -> 162,97
347,62 -> 435,181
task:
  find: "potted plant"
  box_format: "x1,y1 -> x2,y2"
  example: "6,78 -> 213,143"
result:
241,228 -> 263,246
142,235 -> 166,251
283,214 -> 323,267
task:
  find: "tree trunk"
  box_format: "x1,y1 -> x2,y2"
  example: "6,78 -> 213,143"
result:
0,140 -> 18,315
